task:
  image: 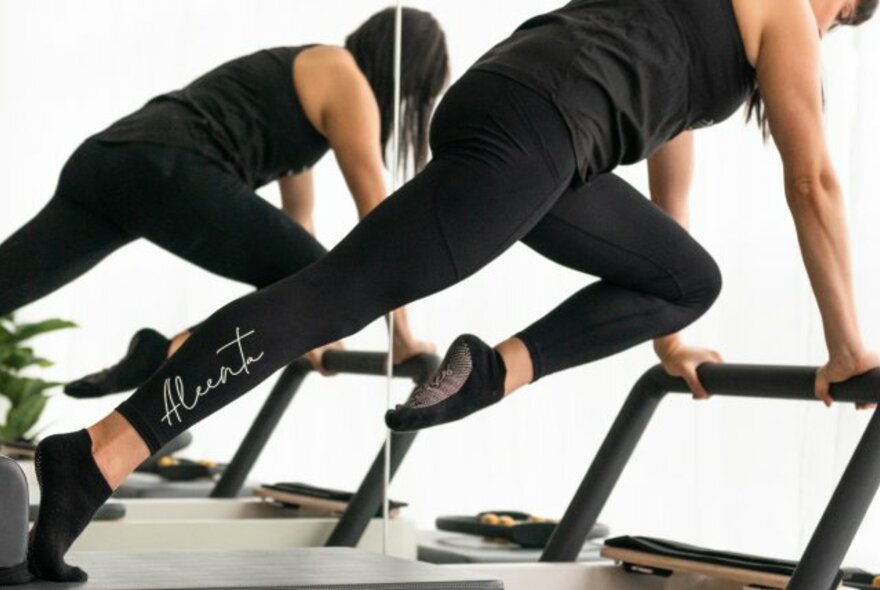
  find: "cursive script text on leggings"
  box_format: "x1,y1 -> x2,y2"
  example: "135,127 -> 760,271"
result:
161,327 -> 265,426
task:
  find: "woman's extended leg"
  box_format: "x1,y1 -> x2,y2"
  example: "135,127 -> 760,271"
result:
386,172 -> 722,430
1,138 -> 324,323
115,71 -> 577,454
0,195 -> 133,317
99,144 -> 327,290
28,70 -> 582,581
64,143 -> 328,398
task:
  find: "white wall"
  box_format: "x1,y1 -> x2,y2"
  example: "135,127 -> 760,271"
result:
1,0 -> 879,568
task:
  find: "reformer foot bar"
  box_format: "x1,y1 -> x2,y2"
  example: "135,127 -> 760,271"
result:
209,350 -> 440,547
539,363 -> 880,589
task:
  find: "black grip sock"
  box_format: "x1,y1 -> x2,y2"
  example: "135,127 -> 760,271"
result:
28,430 -> 112,582
385,334 -> 506,432
64,328 -> 169,398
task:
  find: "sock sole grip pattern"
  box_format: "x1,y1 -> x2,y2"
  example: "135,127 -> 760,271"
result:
405,339 -> 473,409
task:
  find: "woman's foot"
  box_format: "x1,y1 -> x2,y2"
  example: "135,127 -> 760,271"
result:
385,334 -> 506,431
64,328 -> 169,398
28,430 -> 112,582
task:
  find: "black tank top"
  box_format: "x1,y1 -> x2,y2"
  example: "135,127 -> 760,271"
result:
94,46 -> 330,189
473,0 -> 755,183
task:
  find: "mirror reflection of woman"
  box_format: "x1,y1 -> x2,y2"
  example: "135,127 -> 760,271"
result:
0,8 -> 447,405
27,0 -> 880,582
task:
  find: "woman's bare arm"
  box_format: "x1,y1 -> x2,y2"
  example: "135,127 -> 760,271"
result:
757,0 -> 877,403
648,131 -> 695,226
304,48 -> 386,217
278,169 -> 316,235
295,47 -> 435,362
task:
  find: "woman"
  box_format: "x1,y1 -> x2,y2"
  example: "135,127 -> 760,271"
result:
29,0 -> 879,582
0,7 -> 446,390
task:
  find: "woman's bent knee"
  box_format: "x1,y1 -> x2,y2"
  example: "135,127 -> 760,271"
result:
681,249 -> 723,316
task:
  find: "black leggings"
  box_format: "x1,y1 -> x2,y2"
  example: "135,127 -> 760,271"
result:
117,70 -> 722,452
0,140 -> 325,317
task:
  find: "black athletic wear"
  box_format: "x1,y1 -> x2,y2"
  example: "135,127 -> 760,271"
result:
473,0 -> 754,182
64,328 -> 170,398
28,430 -> 112,582
0,140 -> 327,319
0,46 -> 331,321
95,46 -> 329,188
385,334 -> 506,432
117,70 -> 723,453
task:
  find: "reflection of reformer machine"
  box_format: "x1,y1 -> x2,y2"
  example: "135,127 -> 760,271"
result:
449,363 -> 880,589
28,350 -> 440,557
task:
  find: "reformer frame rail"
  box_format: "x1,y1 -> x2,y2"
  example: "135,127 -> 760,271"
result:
539,363 -> 880,590
209,350 -> 440,548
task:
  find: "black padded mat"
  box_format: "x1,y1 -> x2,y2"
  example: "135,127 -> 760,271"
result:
604,536 -> 802,576
20,547 -> 503,589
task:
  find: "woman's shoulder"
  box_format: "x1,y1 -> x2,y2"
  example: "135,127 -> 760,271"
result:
730,0 -> 767,68
296,45 -> 359,71
294,45 -> 374,137
295,45 -> 370,104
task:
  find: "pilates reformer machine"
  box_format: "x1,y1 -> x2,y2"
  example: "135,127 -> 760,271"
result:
3,362 -> 879,588
449,363 -> 880,589
22,350 -> 440,557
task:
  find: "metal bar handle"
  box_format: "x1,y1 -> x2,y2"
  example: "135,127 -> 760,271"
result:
659,363 -> 880,404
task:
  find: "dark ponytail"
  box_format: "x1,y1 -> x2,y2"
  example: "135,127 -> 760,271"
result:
345,7 -> 449,174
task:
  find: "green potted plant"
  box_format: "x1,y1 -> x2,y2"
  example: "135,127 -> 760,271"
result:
0,314 -> 76,444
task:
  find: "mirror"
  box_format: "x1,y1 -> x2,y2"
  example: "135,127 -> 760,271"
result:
0,0 -> 406,554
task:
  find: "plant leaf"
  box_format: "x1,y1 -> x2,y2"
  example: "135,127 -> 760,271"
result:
0,314 -> 68,442
6,394 -> 48,440
3,347 -> 52,371
0,324 -> 14,344
0,343 -> 15,365
13,319 -> 77,343
0,370 -> 60,405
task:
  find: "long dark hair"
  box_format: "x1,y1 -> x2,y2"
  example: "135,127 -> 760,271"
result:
345,7 -> 449,173
746,0 -> 878,139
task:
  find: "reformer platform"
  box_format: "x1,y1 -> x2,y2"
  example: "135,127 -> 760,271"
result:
17,548 -> 502,589
539,363 -> 880,590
